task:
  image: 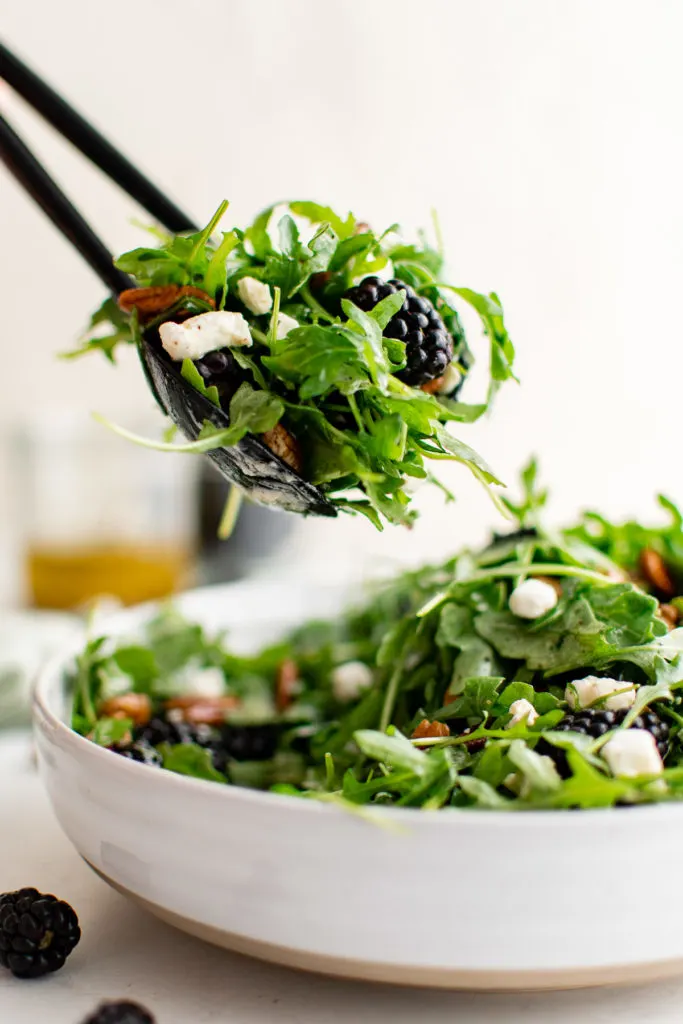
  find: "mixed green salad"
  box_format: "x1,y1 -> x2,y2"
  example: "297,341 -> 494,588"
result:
68,199 -> 515,528
71,464 -> 683,810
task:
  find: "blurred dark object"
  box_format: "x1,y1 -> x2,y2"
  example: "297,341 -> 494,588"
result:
197,462 -> 295,584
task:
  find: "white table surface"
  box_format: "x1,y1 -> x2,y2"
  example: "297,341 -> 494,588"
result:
2,732 -> 683,1024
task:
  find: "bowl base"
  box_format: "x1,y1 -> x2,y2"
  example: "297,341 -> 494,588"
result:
88,861 -> 683,992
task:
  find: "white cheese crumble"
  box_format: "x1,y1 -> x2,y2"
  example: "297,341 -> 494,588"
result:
602,729 -> 664,777
276,312 -> 299,339
331,661 -> 374,703
507,698 -> 539,728
509,578 -> 558,619
565,675 -> 636,712
175,665 -> 226,699
159,311 -> 252,361
237,276 -> 273,315
436,363 -> 462,395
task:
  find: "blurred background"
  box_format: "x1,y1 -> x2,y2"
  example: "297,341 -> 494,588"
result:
1,0 -> 682,628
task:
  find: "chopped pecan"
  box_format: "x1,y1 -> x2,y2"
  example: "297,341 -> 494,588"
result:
309,272 -> 332,290
99,692 -> 152,727
639,548 -> 676,599
276,658 -> 299,712
261,423 -> 303,473
411,719 -> 451,740
420,377 -> 444,395
118,285 -> 215,318
164,695 -> 239,726
659,603 -> 680,630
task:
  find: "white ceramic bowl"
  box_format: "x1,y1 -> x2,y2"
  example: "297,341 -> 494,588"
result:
34,582 -> 683,990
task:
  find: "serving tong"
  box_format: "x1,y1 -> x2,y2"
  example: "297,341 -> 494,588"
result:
0,42 -> 336,517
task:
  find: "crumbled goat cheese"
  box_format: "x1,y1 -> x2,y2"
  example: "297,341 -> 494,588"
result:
565,675 -> 636,712
159,311 -> 252,361
237,276 -> 273,315
331,661 -> 374,702
602,729 -> 664,777
276,312 -> 299,339
509,578 -> 558,619
507,698 -> 539,728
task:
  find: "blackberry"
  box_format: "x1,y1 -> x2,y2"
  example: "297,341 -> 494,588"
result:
193,349 -> 241,409
135,713 -> 225,772
81,1001 -> 155,1024
556,707 -> 670,757
115,741 -> 162,768
135,713 -> 212,748
344,276 -> 454,385
546,707 -> 670,777
220,723 -> 281,761
0,888 -> 80,979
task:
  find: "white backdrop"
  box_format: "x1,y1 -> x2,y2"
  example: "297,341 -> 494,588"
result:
1,0 -> 682,601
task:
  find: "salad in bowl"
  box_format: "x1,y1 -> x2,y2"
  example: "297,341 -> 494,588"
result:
70,463 -> 683,812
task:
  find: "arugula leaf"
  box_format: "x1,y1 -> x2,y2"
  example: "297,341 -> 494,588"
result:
90,716 -> 133,747
354,729 -> 429,774
181,359 -> 220,407
441,677 -> 504,720
159,743 -> 228,783
264,325 -> 366,398
113,646 -> 159,690
289,201 -> 356,240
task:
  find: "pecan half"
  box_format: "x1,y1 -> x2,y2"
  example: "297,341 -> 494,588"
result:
164,695 -> 239,726
309,272 -> 332,290
276,658 -> 299,712
659,603 -> 680,630
639,548 -> 676,599
411,719 -> 451,740
420,377 -> 444,395
261,424 -> 303,473
118,285 -> 215,318
99,692 -> 152,727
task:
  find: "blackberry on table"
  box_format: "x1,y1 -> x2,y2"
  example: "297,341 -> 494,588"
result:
81,1001 -> 155,1024
344,276 -> 454,386
0,888 -> 80,979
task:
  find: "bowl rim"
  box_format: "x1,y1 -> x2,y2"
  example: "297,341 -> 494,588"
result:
32,580 -> 683,829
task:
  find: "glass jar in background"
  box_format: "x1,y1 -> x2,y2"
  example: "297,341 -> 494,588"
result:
14,411 -> 198,610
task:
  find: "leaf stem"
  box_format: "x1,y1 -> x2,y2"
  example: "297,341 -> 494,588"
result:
300,283 -> 336,323
347,393 -> 366,433
268,286 -> 281,348
217,486 -> 243,540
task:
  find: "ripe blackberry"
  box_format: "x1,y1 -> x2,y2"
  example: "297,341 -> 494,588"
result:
220,723 -> 281,761
344,276 -> 454,385
115,741 -> 162,767
135,713 -> 226,771
545,707 -> 670,777
0,888 -> 80,979
556,707 -> 670,757
135,713 -> 212,748
81,1001 -> 155,1024
193,349 -> 241,409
